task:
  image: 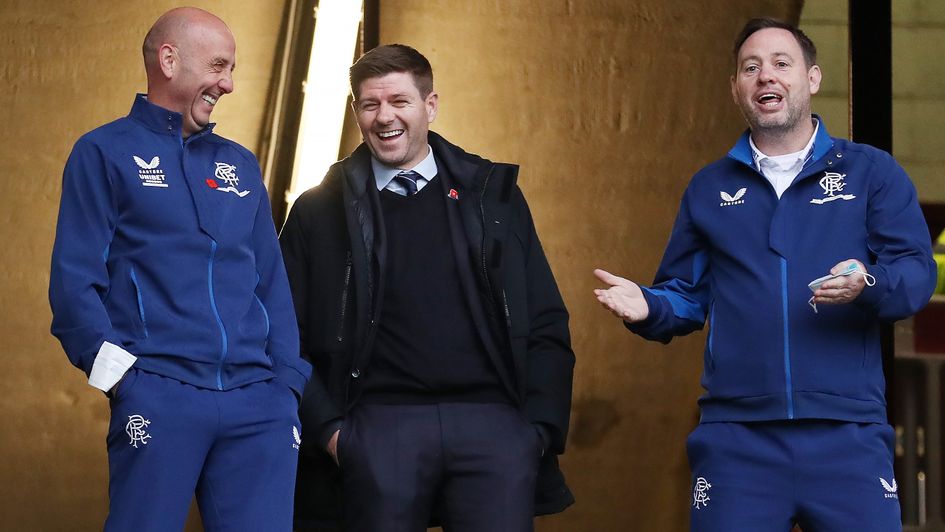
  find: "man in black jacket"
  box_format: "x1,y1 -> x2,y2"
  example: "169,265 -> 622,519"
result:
280,44 -> 575,532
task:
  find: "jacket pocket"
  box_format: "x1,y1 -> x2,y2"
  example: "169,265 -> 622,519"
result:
129,267 -> 149,339
113,368 -> 141,401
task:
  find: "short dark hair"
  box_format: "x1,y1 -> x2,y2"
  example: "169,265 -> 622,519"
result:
733,18 -> 817,70
349,44 -> 433,99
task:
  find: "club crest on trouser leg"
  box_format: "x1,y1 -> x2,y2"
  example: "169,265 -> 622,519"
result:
125,414 -> 151,448
692,476 -> 712,509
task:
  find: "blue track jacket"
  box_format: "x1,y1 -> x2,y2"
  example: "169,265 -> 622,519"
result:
629,120 -> 936,423
50,95 -> 311,395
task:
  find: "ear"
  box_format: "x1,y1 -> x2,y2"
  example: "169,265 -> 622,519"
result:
807,64 -> 822,96
730,74 -> 739,107
425,91 -> 439,124
158,44 -> 178,79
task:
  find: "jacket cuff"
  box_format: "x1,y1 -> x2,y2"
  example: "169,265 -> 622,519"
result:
854,264 -> 889,311
274,359 -> 313,400
625,288 -> 663,334
87,341 -> 136,392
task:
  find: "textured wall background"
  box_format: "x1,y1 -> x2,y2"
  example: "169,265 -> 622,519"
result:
799,0 -> 850,133
0,0 -> 808,530
893,0 -> 945,203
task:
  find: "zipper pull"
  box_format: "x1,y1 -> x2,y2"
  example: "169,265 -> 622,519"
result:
501,289 -> 512,329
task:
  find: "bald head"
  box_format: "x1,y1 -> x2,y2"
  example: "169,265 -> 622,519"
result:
142,7 -> 237,137
142,7 -> 232,75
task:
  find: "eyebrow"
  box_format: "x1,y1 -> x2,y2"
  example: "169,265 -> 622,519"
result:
210,56 -> 235,69
356,92 -> 411,102
739,52 -> 796,65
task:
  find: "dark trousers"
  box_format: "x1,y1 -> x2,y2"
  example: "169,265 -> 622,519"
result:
338,402 -> 542,532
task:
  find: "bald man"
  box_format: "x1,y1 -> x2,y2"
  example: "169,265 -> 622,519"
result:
49,8 -> 311,531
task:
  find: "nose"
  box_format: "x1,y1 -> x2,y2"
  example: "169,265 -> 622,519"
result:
219,71 -> 234,94
757,64 -> 775,84
376,102 -> 394,124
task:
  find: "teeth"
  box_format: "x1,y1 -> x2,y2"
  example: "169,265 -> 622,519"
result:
202,94 -> 217,105
378,130 -> 403,139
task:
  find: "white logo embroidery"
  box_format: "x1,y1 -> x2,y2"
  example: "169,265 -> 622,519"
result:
212,162 -> 250,197
133,155 -> 167,188
125,414 -> 152,448
810,172 -> 856,204
693,476 -> 712,509
720,188 -> 746,207
292,426 -> 302,450
880,477 -> 898,499
134,155 -> 160,169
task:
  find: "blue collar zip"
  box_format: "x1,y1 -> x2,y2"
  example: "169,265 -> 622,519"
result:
129,93 -> 217,140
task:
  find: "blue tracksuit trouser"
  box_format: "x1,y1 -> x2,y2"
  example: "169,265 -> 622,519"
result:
104,369 -> 301,531
687,420 -> 901,532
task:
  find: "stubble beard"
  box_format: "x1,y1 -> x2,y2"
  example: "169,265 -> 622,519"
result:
743,98 -> 807,138
371,147 -> 407,168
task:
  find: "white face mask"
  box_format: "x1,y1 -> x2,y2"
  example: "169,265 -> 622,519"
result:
807,263 -> 877,313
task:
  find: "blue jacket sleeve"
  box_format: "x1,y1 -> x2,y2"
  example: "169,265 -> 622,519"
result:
49,137 -> 123,375
854,150 -> 937,320
627,187 -> 711,343
251,174 -> 313,399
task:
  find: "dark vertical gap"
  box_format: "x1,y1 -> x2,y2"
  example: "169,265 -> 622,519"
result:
850,2 -> 892,151
849,0 -> 894,419
363,0 -> 380,52
896,361 -> 920,525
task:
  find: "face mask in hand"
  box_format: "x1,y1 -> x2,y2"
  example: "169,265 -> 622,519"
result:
807,263 -> 876,313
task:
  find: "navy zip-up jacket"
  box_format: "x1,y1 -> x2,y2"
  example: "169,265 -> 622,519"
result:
629,120 -> 936,424
50,95 -> 311,395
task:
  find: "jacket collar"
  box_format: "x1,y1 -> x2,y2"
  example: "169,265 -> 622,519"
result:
128,93 -> 216,139
427,131 -> 493,190
341,143 -> 375,198
728,114 -> 834,169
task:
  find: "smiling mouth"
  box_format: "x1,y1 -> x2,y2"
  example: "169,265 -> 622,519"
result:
377,129 -> 404,140
202,94 -> 218,106
756,93 -> 783,107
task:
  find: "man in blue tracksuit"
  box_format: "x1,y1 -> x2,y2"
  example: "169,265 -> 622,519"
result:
594,18 -> 936,531
48,8 -> 311,531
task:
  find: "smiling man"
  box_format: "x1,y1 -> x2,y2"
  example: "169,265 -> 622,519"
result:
594,18 -> 936,531
280,44 -> 575,532
49,8 -> 310,531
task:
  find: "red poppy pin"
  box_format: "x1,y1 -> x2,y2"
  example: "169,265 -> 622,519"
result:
206,179 -> 218,189
448,188 -> 459,200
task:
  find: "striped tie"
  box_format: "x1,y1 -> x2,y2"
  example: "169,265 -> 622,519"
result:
393,170 -> 421,195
